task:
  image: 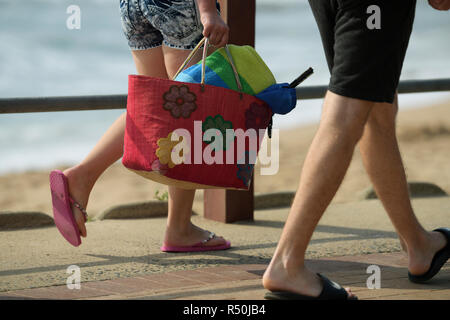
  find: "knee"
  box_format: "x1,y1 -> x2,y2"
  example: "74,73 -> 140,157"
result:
320,93 -> 375,143
365,102 -> 397,135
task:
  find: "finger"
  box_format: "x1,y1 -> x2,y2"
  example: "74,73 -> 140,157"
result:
202,24 -> 212,39
211,25 -> 229,48
208,32 -> 221,46
217,32 -> 229,48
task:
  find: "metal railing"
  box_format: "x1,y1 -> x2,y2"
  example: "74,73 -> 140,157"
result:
0,78 -> 449,114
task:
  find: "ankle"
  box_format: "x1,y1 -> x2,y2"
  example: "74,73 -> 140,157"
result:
69,163 -> 96,185
408,229 -> 429,248
63,165 -> 95,203
406,230 -> 443,259
266,253 -> 305,278
263,257 -> 308,292
165,221 -> 193,237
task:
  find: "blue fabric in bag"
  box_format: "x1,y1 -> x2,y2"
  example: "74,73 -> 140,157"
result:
255,83 -> 297,115
177,64 -> 298,116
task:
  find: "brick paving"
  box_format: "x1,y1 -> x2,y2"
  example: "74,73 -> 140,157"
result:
1,252 -> 448,300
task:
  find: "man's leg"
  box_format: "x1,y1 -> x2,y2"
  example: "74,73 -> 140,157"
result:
359,95 -> 447,275
262,92 -> 373,298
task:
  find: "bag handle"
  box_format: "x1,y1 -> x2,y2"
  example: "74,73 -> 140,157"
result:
172,37 -> 243,94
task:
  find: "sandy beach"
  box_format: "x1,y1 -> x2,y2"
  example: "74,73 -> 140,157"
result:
1,98 -> 449,219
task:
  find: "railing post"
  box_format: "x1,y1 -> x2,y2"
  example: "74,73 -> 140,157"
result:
203,0 -> 256,223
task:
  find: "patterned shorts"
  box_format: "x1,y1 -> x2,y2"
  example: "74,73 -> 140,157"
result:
120,0 -> 210,50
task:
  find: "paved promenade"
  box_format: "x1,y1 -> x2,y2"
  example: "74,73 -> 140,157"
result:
0,197 -> 449,300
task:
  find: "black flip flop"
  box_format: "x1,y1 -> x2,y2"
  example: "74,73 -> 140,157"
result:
264,273 -> 357,300
408,227 -> 450,283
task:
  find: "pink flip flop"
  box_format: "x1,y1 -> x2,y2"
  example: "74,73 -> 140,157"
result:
160,232 -> 231,252
49,170 -> 88,247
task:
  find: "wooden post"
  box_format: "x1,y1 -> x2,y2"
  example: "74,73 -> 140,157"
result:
217,0 -> 255,46
203,0 -> 256,223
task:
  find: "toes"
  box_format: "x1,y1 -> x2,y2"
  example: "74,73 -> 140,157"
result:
205,234 -> 227,247
74,210 -> 87,237
211,235 -> 227,246
345,287 -> 356,299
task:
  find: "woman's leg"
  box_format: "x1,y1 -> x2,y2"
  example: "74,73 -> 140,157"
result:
63,47 -> 169,237
161,45 -> 227,247
64,44 -> 227,247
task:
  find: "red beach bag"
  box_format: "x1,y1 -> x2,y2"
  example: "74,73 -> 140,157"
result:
122,38 -> 272,190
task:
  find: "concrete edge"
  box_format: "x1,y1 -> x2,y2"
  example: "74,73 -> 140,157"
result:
97,201 -> 169,220
1,182 -> 446,228
0,212 -> 54,231
254,191 -> 295,210
359,182 -> 448,200
98,192 -> 299,220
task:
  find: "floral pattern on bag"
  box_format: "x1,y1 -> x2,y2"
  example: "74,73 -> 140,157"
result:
245,102 -> 272,130
202,114 -> 234,150
156,132 -> 189,168
162,85 -> 197,118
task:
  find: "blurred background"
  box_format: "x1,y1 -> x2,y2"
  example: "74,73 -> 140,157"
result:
0,0 -> 449,174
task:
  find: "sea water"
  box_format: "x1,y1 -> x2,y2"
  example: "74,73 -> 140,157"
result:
0,0 -> 449,173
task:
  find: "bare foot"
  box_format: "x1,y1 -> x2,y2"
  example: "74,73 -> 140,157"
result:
63,166 -> 93,238
163,222 -> 228,248
408,230 -> 447,276
262,261 -> 356,299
